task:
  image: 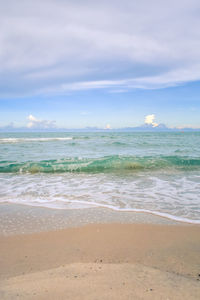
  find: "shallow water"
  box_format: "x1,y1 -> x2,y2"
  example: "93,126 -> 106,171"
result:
0,132 -> 200,223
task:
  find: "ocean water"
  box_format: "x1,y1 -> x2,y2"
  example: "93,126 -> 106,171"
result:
0,132 -> 200,224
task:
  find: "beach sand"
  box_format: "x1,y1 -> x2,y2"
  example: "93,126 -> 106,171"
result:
1,220 -> 200,299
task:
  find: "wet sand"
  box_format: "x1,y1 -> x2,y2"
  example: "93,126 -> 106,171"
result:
1,222 -> 200,299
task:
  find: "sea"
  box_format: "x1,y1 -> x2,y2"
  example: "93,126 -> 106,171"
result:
0,131 -> 200,224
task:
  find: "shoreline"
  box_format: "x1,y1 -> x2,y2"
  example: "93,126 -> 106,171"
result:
0,203 -> 185,236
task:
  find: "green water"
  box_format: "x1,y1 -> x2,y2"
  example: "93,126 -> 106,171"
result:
0,132 -> 200,223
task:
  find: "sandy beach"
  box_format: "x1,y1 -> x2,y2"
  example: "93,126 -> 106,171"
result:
0,209 -> 200,299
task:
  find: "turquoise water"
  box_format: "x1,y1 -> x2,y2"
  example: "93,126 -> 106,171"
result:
0,132 -> 200,223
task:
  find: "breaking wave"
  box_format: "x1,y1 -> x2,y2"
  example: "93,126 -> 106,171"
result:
0,155 -> 200,173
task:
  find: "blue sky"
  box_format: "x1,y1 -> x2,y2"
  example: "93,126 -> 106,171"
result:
0,0 -> 200,129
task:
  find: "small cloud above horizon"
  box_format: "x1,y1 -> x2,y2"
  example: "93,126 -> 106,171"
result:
105,124 -> 111,130
144,114 -> 159,127
27,115 -> 56,129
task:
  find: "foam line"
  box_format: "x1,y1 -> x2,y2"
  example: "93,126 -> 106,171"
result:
0,137 -> 73,143
1,199 -> 200,224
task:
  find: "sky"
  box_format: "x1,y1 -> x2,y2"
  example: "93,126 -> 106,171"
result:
0,0 -> 200,129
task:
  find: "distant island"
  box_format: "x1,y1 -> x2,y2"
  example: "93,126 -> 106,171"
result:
0,123 -> 199,132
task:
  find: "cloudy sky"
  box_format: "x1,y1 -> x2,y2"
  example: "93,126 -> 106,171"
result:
0,0 -> 200,129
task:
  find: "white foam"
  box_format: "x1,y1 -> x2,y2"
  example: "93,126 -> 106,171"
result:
51,200 -> 200,224
41,199 -> 200,224
0,137 -> 73,143
1,198 -> 200,224
0,172 -> 200,225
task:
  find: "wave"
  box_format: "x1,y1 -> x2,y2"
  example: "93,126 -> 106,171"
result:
0,155 -> 200,173
0,137 -> 73,143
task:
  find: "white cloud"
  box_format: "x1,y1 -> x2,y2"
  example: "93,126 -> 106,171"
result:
145,114 -> 159,127
1,0 -> 200,96
105,124 -> 111,129
40,64 -> 200,93
27,115 -> 56,129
